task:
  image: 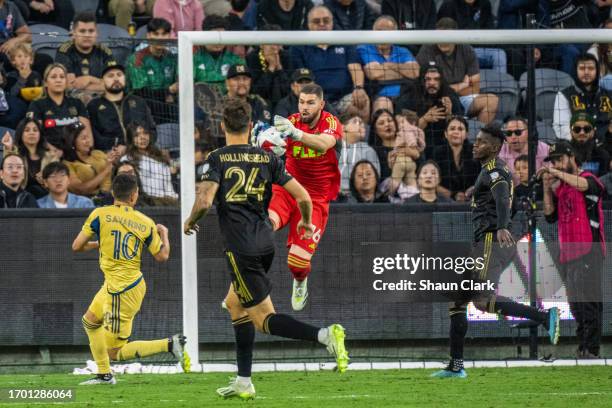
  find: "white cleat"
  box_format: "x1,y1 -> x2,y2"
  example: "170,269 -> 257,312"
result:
171,334 -> 191,373
216,377 -> 256,400
291,277 -> 308,311
79,374 -> 116,385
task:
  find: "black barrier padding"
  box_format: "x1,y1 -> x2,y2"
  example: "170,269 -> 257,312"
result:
0,206 -> 611,346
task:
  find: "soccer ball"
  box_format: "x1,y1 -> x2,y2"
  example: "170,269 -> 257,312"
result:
256,126 -> 287,156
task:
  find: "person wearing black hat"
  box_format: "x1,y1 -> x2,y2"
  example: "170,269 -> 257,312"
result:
568,111 -> 610,177
225,64 -> 272,124
274,68 -> 339,119
537,139 -> 606,358
87,62 -> 155,153
394,61 -> 463,158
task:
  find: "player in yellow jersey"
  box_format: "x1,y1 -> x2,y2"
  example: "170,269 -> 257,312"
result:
72,174 -> 190,385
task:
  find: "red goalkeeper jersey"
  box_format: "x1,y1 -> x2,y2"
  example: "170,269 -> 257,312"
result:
285,111 -> 343,201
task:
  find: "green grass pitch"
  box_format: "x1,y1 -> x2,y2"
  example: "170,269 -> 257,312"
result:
0,367 -> 611,407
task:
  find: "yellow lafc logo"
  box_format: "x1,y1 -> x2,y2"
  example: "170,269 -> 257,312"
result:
292,145 -> 324,158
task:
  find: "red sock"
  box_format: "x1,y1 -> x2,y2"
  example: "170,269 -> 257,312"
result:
287,253 -> 311,281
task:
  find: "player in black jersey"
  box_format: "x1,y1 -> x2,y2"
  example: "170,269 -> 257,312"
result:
183,98 -> 349,400
433,125 -> 561,378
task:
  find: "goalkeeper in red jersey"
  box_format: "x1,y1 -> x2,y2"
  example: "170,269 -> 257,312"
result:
270,83 -> 343,311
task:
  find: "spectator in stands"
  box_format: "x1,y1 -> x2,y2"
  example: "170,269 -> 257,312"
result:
0,153 -> 38,208
0,0 -> 31,66
256,0 -> 312,30
26,63 -> 90,147
27,0 -> 72,29
201,0 -> 232,16
416,18 -> 498,125
0,55 -> 29,130
395,62 -> 463,158
547,0 -> 593,75
499,115 -> 549,185
126,18 -> 178,123
194,15 -> 244,94
512,154 -> 543,210
405,160 -> 454,203
588,18 -> 612,91
358,15 -> 419,107
437,0 -> 507,74
432,116 -> 479,201
246,25 -> 291,111
381,0 -> 436,31
370,108 -> 397,179
553,54 -> 612,143
153,0 -> 205,36
37,161 -> 94,208
95,159 -> 156,206
347,159 -> 388,203
1,118 -> 48,198
6,43 -> 43,106
227,0 -> 251,31
225,64 -> 272,123
62,122 -> 119,197
338,111 -> 380,194
55,12 -> 115,97
88,62 -> 154,152
569,111 -> 610,176
109,0 -> 155,31
324,0 -> 377,30
291,5 -> 370,122
274,68 -> 338,118
497,0 -> 551,80
121,122 -> 178,205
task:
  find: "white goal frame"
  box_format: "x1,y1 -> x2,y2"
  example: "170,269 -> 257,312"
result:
178,29 -> 611,367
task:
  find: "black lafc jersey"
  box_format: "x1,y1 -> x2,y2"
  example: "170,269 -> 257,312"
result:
471,157 -> 513,241
198,144 -> 293,255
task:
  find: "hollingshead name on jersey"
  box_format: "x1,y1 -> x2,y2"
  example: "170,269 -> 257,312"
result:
219,152 -> 271,163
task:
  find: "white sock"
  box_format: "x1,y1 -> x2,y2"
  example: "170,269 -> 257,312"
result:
236,375 -> 251,386
317,327 -> 330,345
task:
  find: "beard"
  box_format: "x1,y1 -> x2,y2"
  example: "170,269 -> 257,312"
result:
106,84 -> 124,94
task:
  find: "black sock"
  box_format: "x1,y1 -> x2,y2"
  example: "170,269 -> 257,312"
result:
263,313 -> 319,342
449,309 -> 468,361
494,296 -> 548,326
233,317 -> 255,378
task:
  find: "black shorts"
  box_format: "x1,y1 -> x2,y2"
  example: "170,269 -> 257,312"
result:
225,250 -> 274,308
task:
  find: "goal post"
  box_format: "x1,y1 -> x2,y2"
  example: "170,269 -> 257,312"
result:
178,28 -> 611,368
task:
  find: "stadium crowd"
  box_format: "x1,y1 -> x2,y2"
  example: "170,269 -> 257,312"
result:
0,0 -> 611,208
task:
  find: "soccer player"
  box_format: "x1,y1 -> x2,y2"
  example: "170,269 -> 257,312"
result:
432,125 -> 561,378
184,97 -> 349,400
72,174 -> 190,385
270,83 -> 342,310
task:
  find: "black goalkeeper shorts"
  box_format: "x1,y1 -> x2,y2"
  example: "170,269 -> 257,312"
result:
224,250 -> 274,308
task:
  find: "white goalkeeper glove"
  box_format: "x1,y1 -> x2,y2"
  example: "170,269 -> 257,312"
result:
274,115 -> 303,141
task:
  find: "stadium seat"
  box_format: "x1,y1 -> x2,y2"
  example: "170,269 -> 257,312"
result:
156,123 -> 180,153
30,24 -> 70,60
96,24 -> 133,65
479,69 -> 520,120
135,25 -> 148,39
519,69 -> 575,122
536,120 -> 557,145
467,118 -> 484,142
70,0 -> 99,14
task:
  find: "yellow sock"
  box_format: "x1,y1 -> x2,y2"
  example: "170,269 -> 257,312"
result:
82,317 -> 110,374
117,339 -> 169,361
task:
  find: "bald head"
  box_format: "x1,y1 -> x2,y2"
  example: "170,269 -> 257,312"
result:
373,15 -> 398,31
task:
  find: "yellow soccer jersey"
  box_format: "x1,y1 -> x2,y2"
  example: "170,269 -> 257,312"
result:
81,205 -> 163,292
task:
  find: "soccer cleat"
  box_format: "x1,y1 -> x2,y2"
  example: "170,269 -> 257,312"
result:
170,334 -> 191,373
216,377 -> 256,400
548,307 -> 560,345
325,324 -> 349,373
79,373 -> 116,385
430,368 -> 468,379
291,278 -> 308,311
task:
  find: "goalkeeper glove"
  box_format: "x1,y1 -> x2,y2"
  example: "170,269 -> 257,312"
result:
274,115 -> 303,141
